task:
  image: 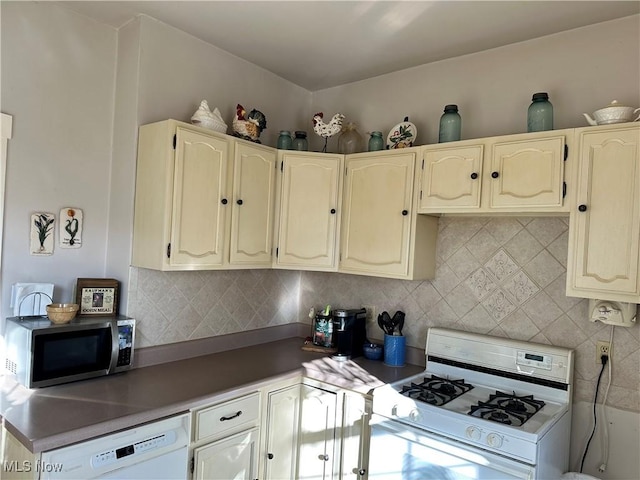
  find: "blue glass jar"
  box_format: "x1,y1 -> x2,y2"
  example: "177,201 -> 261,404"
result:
368,131 -> 384,151
292,131 -> 308,151
527,93 -> 553,132
438,104 -> 461,143
277,130 -> 292,150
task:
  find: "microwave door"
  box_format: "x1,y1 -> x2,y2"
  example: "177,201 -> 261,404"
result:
30,323 -> 114,387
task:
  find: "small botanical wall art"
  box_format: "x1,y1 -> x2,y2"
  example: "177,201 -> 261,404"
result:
30,212 -> 55,255
59,207 -> 83,248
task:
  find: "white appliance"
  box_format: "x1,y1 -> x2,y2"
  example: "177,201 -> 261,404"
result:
40,413 -> 190,479
369,328 -> 574,480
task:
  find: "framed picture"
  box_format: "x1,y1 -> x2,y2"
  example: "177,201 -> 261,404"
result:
75,278 -> 119,316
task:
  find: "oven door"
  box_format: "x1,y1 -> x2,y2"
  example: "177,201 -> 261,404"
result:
368,415 -> 535,480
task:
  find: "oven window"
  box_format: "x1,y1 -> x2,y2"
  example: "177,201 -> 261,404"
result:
32,328 -> 112,382
368,420 -> 533,480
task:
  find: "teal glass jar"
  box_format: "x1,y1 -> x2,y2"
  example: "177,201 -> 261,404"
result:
292,131 -> 308,151
277,130 -> 292,150
438,104 -> 461,143
368,131 -> 384,151
527,93 -> 553,132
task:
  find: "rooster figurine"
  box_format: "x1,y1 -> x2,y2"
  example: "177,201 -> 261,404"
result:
313,112 -> 345,152
232,104 -> 267,143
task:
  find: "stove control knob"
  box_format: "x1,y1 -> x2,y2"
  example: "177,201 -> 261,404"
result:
487,433 -> 503,448
465,426 -> 481,441
409,409 -> 422,422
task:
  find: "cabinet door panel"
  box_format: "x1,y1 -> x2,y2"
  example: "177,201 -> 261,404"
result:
490,137 -> 564,208
264,385 -> 300,480
569,127 -> 640,300
340,154 -> 414,275
298,385 -> 337,480
276,154 -> 341,269
230,143 -> 276,266
171,127 -> 229,267
419,146 -> 483,210
193,428 -> 258,480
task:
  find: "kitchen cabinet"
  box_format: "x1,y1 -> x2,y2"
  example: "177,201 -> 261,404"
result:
340,392 -> 371,479
260,379 -> 302,480
190,391 -> 261,480
339,149 -> 438,280
298,383 -> 338,480
418,131 -> 572,214
1,424 -> 38,480
273,151 -> 343,271
566,123 -> 640,303
132,119 -> 276,270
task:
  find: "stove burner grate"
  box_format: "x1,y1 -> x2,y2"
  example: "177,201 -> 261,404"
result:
399,375 -> 473,407
468,391 -> 545,427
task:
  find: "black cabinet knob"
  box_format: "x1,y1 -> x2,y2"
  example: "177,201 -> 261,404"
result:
330,208 -> 336,214
267,453 -> 274,460
470,172 -> 478,180
221,198 -> 228,205
358,469 -> 366,476
578,204 -> 588,212
402,210 -> 408,216
491,171 -> 499,179
237,199 -> 243,205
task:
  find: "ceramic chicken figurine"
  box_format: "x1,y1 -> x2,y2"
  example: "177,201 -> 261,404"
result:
232,104 -> 267,143
313,112 -> 345,152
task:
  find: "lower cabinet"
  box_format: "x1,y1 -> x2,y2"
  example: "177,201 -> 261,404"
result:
190,391 -> 261,480
260,380 -> 302,480
192,428 -> 259,480
296,380 -> 371,480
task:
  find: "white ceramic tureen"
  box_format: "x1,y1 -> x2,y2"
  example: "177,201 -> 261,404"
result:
583,100 -> 640,126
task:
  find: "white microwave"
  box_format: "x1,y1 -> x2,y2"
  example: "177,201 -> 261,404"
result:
4,316 -> 135,388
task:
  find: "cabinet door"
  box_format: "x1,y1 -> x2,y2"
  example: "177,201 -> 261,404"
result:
419,145 -> 483,211
275,152 -> 342,270
170,127 -> 230,267
193,428 -> 259,480
263,385 -> 301,480
489,136 -> 565,209
340,393 -> 370,479
567,125 -> 640,302
298,385 -> 337,480
229,142 -> 277,266
340,152 -> 415,276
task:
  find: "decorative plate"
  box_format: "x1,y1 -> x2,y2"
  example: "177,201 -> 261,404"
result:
387,117 -> 417,149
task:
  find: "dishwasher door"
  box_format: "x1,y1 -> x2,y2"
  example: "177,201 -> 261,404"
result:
40,413 -> 190,479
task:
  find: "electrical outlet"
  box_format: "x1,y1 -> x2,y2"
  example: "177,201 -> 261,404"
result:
363,305 -> 377,330
596,341 -> 611,363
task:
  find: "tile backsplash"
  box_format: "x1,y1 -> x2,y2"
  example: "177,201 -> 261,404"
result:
127,217 -> 639,412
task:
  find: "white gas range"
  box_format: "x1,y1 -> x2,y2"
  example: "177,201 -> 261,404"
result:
369,327 -> 574,480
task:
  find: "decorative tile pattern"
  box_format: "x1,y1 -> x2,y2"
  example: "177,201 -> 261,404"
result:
126,217 -> 639,413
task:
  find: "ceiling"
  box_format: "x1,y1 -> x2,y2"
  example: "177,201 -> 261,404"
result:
57,1 -> 640,91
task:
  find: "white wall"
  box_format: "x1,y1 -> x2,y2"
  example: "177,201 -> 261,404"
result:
309,15 -> 640,152
0,2 -> 117,312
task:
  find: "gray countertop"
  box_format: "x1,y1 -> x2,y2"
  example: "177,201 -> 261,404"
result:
0,337 -> 423,453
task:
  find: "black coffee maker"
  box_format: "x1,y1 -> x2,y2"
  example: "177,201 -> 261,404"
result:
332,308 -> 367,360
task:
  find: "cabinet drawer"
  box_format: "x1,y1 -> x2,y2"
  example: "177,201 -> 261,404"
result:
194,392 -> 261,442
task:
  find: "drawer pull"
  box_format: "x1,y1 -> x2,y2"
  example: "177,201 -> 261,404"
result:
267,453 -> 274,460
220,410 -> 243,421
318,454 -> 329,461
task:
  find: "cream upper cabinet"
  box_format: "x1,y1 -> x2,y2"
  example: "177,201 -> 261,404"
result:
273,151 -> 343,271
339,149 -> 438,280
566,123 -> 640,302
132,119 -> 276,271
418,131 -> 571,214
229,141 -> 277,267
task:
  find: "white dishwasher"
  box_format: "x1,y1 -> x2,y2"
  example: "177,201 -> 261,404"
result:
40,413 -> 190,479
